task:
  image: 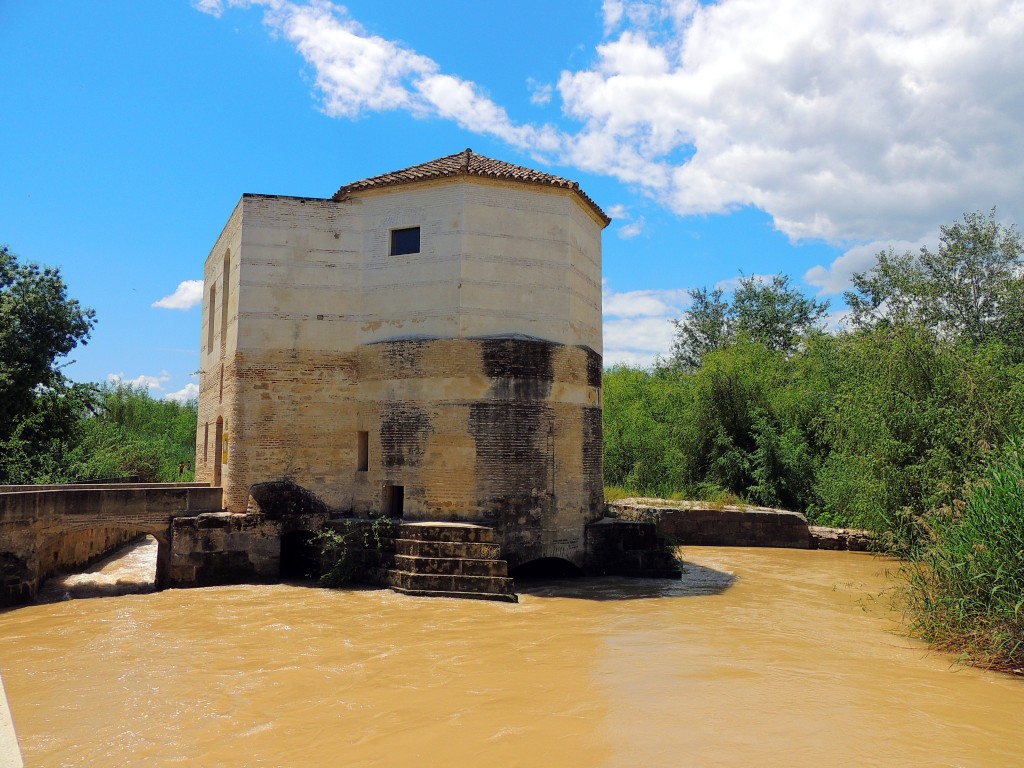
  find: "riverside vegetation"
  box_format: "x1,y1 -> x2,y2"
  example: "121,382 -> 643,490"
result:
1,244 -> 197,484
3,211 -> 1022,670
603,210 -> 1024,672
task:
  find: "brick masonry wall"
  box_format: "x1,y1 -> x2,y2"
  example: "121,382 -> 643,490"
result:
218,337 -> 603,568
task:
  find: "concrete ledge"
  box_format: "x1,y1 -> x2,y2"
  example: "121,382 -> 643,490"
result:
0,673 -> 23,768
609,500 -> 877,551
609,499 -> 812,548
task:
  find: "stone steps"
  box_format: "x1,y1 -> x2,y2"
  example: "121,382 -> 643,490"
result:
393,554 -> 508,577
397,522 -> 496,543
387,522 -> 516,603
394,538 -> 502,559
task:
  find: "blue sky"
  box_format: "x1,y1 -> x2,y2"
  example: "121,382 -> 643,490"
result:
2,1 -> 1022,400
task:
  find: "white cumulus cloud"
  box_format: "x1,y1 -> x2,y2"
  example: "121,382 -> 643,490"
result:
561,0 -> 1024,244
153,280 -> 203,310
198,0 -> 1024,260
203,0 -> 564,154
804,237 -> 939,296
603,283 -> 690,366
192,0 -> 225,18
108,371 -> 172,391
166,382 -> 201,403
618,216 -> 646,239
527,78 -> 553,106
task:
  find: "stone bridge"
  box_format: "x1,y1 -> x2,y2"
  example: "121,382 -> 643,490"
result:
0,483 -> 223,607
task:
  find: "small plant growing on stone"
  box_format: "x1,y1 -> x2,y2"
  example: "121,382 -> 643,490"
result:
314,527 -> 362,587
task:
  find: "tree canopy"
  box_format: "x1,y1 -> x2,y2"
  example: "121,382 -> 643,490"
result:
670,274 -> 829,368
0,244 -> 96,437
846,209 -> 1024,352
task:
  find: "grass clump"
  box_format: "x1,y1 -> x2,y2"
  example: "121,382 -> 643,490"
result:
604,486 -> 633,502
904,437 -> 1024,672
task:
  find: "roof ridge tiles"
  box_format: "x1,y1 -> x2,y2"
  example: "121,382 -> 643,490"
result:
332,149 -> 609,226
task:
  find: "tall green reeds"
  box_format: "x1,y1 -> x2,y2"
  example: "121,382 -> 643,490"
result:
904,438 -> 1024,672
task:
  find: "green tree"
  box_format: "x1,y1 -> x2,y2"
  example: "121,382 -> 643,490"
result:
670,274 -> 829,368
668,286 -> 729,369
0,244 -> 96,439
1,245 -> 97,483
846,209 -> 1024,351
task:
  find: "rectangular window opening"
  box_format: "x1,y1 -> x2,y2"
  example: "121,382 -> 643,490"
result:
390,226 -> 420,256
357,431 -> 369,472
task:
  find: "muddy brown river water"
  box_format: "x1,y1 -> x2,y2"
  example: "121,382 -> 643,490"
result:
1,544 -> 1022,767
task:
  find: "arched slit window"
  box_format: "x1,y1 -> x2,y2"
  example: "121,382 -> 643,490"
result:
220,250 -> 230,352
207,284 -> 217,353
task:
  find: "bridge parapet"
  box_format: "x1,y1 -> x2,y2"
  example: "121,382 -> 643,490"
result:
0,482 -> 211,494
1,484 -> 224,607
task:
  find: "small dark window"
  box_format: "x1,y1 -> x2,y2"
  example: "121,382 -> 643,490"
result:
390,226 -> 420,255
357,431 -> 369,472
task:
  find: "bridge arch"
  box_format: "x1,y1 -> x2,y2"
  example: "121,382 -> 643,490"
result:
36,522 -> 174,591
0,483 -> 223,606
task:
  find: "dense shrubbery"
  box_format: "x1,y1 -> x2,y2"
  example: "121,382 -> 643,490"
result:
68,383 -> 198,482
604,210 -> 1024,669
1,382 -> 198,484
604,331 -> 1024,531
606,211 -> 1024,529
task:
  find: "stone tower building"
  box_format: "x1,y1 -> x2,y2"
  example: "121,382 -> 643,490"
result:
194,149 -> 608,571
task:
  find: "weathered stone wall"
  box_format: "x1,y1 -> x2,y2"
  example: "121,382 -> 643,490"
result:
195,199 -> 244,510
216,337 -> 602,568
168,512 -> 324,587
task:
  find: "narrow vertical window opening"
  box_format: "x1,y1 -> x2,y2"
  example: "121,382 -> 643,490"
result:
357,431 -> 369,472
220,250 -> 230,352
213,417 -> 224,487
203,422 -> 209,463
207,285 -> 217,353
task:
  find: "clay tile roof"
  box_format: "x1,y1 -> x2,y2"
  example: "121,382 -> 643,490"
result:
332,148 -> 610,226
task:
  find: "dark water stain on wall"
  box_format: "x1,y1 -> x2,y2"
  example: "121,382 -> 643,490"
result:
469,402 -> 553,515
381,402 -> 431,468
375,339 -> 432,380
481,338 -> 555,381
583,347 -> 602,389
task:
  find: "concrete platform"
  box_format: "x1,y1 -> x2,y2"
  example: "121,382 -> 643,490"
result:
0,672 -> 23,768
